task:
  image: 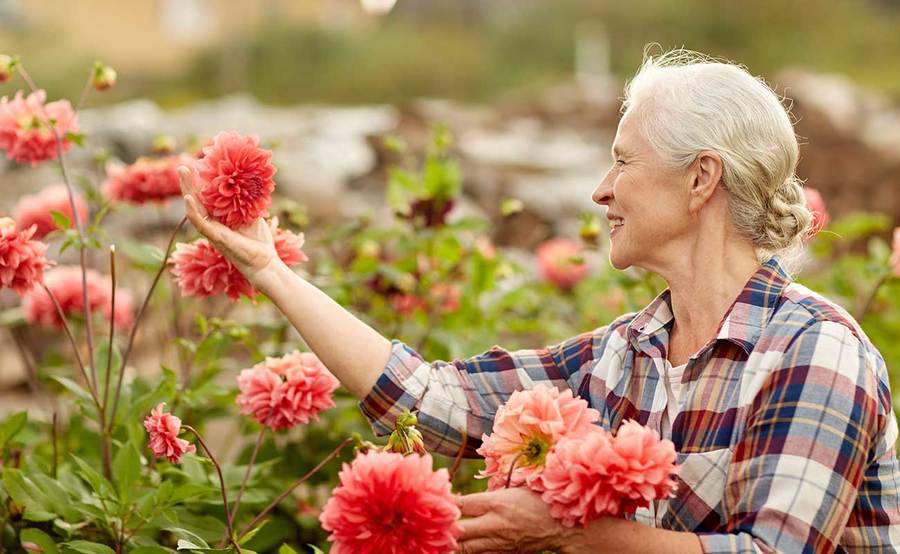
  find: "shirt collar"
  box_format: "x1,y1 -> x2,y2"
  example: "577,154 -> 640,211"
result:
626,257 -> 792,356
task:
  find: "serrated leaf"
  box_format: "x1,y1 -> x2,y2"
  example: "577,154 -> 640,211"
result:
0,410 -> 27,449
20,528 -> 59,554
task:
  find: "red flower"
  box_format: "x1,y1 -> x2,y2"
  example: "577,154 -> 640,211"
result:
143,402 -> 196,463
0,217 -> 53,294
102,155 -> 191,205
536,238 -> 587,290
170,225 -> 306,301
21,265 -> 134,329
12,183 -> 89,239
803,187 -> 830,240
0,90 -> 79,166
196,131 -> 276,229
320,451 -> 461,554
890,227 -> 900,278
538,420 -> 678,527
236,350 -> 339,430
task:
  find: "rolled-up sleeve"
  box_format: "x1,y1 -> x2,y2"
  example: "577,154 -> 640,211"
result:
359,329 -> 604,457
697,320 -> 882,553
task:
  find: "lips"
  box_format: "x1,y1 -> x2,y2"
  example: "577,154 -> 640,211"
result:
607,214 -> 624,235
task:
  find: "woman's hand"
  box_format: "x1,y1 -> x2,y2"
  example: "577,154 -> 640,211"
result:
457,487 -> 577,553
178,166 -> 282,288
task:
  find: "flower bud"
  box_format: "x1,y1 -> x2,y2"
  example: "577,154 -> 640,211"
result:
152,134 -> 177,155
386,426 -> 426,456
579,213 -> 601,246
22,542 -> 43,554
0,54 -> 17,83
91,61 -> 117,91
396,409 -> 418,428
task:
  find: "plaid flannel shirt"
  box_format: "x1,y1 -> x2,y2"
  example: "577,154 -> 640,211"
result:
360,258 -> 900,553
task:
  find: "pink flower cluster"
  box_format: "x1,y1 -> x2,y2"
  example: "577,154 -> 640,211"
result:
102,155 -> 192,204
536,238 -> 587,290
477,384 -> 678,527
170,224 -> 307,301
12,183 -> 89,239
196,131 -> 276,229
22,265 -> 134,329
236,350 -> 339,431
144,403 -> 196,463
320,451 -> 461,554
0,90 -> 78,166
0,217 -> 52,294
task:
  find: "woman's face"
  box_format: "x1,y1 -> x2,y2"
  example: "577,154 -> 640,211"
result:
591,107 -> 693,272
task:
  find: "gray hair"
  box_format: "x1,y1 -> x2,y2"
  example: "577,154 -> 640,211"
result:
622,48 -> 812,273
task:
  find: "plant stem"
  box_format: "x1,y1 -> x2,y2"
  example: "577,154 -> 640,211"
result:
237,437 -> 354,542
108,216 -> 187,432
448,431 -> 468,483
505,452 -> 525,489
43,284 -> 101,409
99,246 -> 117,479
857,274 -> 888,321
228,427 -> 267,529
51,413 -> 59,479
183,425 -> 241,551
19,65 -> 99,398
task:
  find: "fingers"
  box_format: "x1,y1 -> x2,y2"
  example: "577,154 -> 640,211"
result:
458,514 -> 500,540
459,492 -> 494,517
177,165 -> 204,203
456,537 -> 510,554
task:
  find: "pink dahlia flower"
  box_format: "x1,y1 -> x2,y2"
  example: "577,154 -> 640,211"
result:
536,238 -> 587,290
890,228 -> 900,277
143,402 -> 196,463
430,283 -> 461,313
803,187 -> 830,240
538,420 -> 678,527
236,350 -> 339,430
0,217 -> 53,294
102,155 -> 192,205
476,384 -> 600,490
12,183 -> 89,239
0,90 -> 79,166
320,451 -> 461,554
21,265 -> 134,329
170,225 -> 306,301
196,131 -> 276,229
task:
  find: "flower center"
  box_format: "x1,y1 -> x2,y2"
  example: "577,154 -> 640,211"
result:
520,435 -> 551,468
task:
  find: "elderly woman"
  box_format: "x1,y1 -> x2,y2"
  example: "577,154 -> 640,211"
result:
179,50 -> 900,553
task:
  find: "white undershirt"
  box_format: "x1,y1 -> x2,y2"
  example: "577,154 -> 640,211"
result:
660,359 -> 688,436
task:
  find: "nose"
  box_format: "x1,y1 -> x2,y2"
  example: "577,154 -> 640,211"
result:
591,168 -> 614,207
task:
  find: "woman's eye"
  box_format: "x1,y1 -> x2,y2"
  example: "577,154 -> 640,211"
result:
615,159 -> 626,166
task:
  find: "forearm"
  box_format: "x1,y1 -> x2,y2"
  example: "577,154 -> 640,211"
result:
563,517 -> 702,554
255,260 -> 392,398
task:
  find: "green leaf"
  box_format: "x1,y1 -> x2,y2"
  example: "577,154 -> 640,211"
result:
0,410 -> 27,449
61,541 -> 115,554
69,454 -> 116,501
119,239 -> 166,272
30,471 -> 79,521
20,528 -> 59,554
238,523 -> 264,545
49,210 -> 72,230
306,546 -> 325,554
112,443 -> 141,500
174,542 -> 229,554
278,546 -> 300,554
63,132 -> 86,147
48,376 -> 94,406
130,548 -> 175,554
2,468 -> 56,521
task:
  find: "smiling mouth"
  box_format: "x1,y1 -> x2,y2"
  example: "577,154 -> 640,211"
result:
609,218 -> 624,235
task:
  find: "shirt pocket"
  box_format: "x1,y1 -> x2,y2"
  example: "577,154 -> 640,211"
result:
661,447 -> 734,532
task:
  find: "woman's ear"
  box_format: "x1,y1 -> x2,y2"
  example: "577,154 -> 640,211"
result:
688,150 -> 724,215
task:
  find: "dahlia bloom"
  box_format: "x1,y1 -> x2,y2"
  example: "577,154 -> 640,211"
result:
320,451 -> 461,554
12,183 -> 89,239
803,187 -> 830,239
430,283 -> 461,313
0,217 -> 53,294
196,131 -> 276,229
21,265 -> 134,329
536,238 -> 587,290
477,384 -> 601,490
102,155 -> 192,205
890,227 -> 900,277
236,350 -> 339,430
538,420 -> 678,527
0,90 -> 79,166
143,403 -> 196,463
170,225 -> 306,301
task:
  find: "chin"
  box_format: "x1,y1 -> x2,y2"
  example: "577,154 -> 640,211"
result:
607,249 -> 633,271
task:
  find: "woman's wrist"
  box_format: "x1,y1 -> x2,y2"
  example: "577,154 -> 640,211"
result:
251,257 -> 293,297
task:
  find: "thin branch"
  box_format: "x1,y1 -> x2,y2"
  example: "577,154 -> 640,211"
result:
43,284 -> 101,408
107,216 -> 187,432
448,431 -> 468,483
183,425 -> 241,551
228,427 -> 267,529
857,274 -> 888,322
237,437 -> 354,541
